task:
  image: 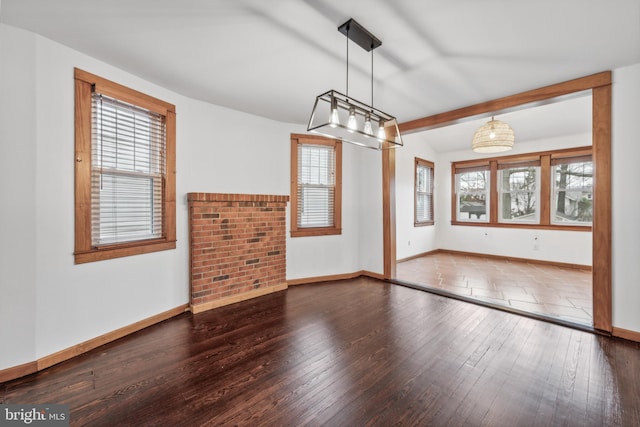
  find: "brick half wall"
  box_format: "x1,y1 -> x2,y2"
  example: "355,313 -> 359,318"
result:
187,193 -> 289,313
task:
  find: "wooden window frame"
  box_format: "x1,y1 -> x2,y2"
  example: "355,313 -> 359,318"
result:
497,160 -> 541,224
414,158 -> 435,226
290,133 -> 342,237
74,68 -> 176,263
450,146 -> 592,231
453,162 -> 491,224
550,155 -> 594,226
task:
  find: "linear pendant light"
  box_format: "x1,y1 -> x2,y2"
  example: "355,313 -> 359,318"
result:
307,19 -> 403,150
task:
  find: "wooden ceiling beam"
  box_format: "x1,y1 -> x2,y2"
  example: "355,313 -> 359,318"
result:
399,71 -> 612,134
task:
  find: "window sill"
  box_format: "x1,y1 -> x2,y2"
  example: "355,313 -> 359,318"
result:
291,228 -> 342,238
450,221 -> 591,232
74,239 -> 177,264
414,221 -> 434,227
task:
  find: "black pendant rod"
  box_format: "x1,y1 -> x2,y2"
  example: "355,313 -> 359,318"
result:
371,47 -> 374,106
346,24 -> 349,97
338,19 -> 382,106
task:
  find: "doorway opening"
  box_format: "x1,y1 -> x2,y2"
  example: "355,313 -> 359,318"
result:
382,72 -> 611,333
395,95 -> 593,327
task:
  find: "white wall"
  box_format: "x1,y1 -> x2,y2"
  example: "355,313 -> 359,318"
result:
0,24 -> 381,371
0,25 -> 37,369
395,132 -> 438,260
286,142 -> 385,279
286,142 -> 363,279
435,134 -> 593,266
358,147 -> 384,273
395,126 -> 593,266
612,63 -> 640,333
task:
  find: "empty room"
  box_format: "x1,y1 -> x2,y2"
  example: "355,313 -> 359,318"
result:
1,1 -> 639,425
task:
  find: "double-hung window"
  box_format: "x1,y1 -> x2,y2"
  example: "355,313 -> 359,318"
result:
551,155 -> 593,225
498,160 -> 540,223
455,164 -> 490,222
290,134 -> 342,237
74,68 -> 176,263
415,158 -> 434,226
92,94 -> 164,244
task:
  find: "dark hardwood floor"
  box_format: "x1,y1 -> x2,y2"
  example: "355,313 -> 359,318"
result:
2,277 -> 639,426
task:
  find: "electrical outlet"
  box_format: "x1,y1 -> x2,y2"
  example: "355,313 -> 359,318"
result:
533,235 -> 540,251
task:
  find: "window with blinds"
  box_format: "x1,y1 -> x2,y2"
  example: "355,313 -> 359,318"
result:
290,134 -> 342,237
92,93 -> 166,245
74,68 -> 176,263
415,158 -> 434,225
298,143 -> 335,228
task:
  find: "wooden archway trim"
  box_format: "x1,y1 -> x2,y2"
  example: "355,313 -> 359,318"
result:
399,71 -> 611,133
382,71 -> 612,332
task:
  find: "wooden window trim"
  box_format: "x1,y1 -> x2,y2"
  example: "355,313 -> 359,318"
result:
414,158 -> 435,227
497,159 -> 541,169
549,155 -> 593,227
451,163 -> 491,224
497,162 -> 540,224
74,68 -> 176,263
450,146 -> 592,231
453,160 -> 491,173
290,133 -> 342,237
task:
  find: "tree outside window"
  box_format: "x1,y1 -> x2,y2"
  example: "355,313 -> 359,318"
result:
552,160 -> 593,224
499,165 -> 539,223
451,148 -> 592,230
456,168 -> 489,222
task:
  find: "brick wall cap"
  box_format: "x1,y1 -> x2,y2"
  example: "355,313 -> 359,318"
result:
187,193 -> 289,203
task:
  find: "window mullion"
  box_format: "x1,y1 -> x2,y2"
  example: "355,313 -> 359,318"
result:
540,155 -> 551,225
489,161 -> 498,223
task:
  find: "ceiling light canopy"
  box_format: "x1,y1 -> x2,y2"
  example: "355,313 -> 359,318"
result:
471,117 -> 514,153
307,19 -> 403,150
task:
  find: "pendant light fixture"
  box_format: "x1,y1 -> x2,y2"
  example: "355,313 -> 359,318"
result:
307,19 -> 403,150
471,116 -> 515,153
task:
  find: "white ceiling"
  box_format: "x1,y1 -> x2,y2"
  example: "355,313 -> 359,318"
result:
416,92 -> 593,152
1,0 -> 638,150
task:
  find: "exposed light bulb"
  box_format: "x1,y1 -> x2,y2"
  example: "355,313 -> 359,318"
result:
377,119 -> 386,141
329,96 -> 340,128
489,131 -> 496,139
363,113 -> 373,136
347,107 -> 357,132
330,108 -> 340,128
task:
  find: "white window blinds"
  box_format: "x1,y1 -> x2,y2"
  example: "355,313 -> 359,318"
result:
91,92 -> 166,246
297,143 -> 336,228
416,161 -> 433,223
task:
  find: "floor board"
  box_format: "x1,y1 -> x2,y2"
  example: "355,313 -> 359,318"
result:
396,252 -> 593,325
1,277 -> 638,426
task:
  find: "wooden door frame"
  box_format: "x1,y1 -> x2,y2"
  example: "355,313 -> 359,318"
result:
382,71 -> 612,332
